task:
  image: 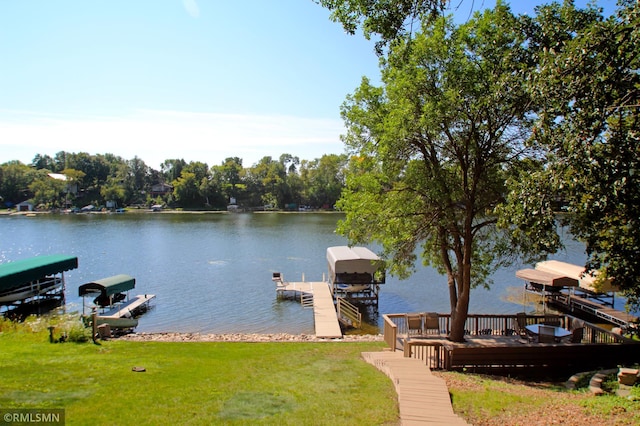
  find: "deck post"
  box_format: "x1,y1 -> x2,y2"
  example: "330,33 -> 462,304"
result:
91,308 -> 97,344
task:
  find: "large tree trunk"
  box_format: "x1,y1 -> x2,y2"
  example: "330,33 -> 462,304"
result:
449,286 -> 470,342
448,232 -> 473,342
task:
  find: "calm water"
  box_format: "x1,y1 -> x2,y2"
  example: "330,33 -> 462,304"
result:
0,212 -> 622,334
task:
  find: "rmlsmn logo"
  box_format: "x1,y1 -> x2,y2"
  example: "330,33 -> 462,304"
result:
1,409 -> 65,425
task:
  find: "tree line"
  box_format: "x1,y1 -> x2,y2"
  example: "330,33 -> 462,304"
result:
0,152 -> 348,211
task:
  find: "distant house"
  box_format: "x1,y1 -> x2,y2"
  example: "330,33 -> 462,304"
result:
48,173 -> 78,195
151,183 -> 173,197
17,201 -> 34,212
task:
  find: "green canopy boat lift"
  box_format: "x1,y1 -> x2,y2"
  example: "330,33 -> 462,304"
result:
79,274 -> 155,330
0,254 -> 78,313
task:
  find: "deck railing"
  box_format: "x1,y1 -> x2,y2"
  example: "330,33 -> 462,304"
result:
336,298 -> 362,328
382,314 -> 398,351
383,312 -> 630,346
384,312 -> 636,371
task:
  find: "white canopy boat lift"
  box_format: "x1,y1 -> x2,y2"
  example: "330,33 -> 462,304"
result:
273,246 -> 386,337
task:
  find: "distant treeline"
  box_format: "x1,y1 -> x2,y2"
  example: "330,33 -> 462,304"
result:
0,152 -> 348,211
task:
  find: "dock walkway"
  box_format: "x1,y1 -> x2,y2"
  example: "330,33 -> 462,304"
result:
550,293 -> 637,327
276,281 -> 342,339
362,351 -> 468,425
101,294 -> 155,319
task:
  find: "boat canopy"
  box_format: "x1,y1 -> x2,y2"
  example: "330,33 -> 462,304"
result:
515,268 -> 579,287
327,246 -> 385,284
0,255 -> 78,292
78,274 -> 135,297
535,260 -> 618,293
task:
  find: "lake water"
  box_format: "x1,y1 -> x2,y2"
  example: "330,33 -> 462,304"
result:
0,212 -> 625,334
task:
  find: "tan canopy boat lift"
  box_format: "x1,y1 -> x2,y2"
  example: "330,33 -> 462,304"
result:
327,246 -> 385,307
516,261 -> 635,327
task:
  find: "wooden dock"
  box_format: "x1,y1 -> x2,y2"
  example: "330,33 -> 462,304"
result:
276,281 -> 343,339
549,293 -> 637,327
100,294 -> 156,319
362,351 -> 468,425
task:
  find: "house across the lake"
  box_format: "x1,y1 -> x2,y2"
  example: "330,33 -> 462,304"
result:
151,183 -> 173,197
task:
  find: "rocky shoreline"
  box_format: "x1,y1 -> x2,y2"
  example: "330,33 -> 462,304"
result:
119,332 -> 384,343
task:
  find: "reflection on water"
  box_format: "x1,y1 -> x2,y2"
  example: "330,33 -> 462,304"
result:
1,212 -> 628,334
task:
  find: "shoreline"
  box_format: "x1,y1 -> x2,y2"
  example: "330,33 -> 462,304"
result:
119,332 -> 384,343
0,209 -> 342,216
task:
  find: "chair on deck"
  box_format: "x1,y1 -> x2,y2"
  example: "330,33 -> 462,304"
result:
564,327 -> 584,343
543,315 -> 561,327
513,312 -> 532,341
405,313 -> 423,337
423,312 -> 440,336
538,325 -> 556,343
570,319 -> 585,331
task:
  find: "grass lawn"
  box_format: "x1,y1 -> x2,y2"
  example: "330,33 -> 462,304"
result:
437,371 -> 640,425
0,321 -> 398,425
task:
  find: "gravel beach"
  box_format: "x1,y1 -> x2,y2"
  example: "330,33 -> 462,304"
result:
119,332 -> 384,343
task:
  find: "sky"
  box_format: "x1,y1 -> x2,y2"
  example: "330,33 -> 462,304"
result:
0,0 -> 617,170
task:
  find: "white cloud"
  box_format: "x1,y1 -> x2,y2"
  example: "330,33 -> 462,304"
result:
0,109 -> 346,169
182,0 -> 200,18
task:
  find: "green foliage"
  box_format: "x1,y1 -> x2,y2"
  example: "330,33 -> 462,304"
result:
1,152 -> 347,211
316,0 -> 447,54
507,1 -> 640,308
336,5 -> 537,340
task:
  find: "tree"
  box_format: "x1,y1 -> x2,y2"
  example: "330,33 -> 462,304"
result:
335,5 -> 537,342
504,1 -> 640,307
246,156 -> 289,208
317,0 -> 448,54
172,171 -> 201,207
31,154 -> 56,171
29,170 -> 66,208
300,154 -> 347,208
0,161 -> 35,205
161,159 -> 187,183
100,179 -> 126,208
212,157 -> 246,205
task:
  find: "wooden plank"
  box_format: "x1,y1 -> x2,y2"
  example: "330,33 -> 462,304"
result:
278,282 -> 342,339
101,294 -> 155,319
443,343 -> 640,372
362,351 -> 469,425
311,282 -> 342,339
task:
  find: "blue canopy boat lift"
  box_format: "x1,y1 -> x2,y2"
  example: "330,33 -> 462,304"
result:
79,274 -> 155,330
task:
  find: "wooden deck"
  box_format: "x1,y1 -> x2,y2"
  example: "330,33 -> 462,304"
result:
362,351 -> 468,425
276,281 -> 342,339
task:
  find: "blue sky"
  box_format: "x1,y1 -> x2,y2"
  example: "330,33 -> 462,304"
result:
0,0 -> 617,170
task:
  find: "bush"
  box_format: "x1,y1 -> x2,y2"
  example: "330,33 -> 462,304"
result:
64,321 -> 91,343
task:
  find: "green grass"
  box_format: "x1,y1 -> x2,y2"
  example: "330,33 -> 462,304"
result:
0,320 -> 398,425
439,370 -> 640,425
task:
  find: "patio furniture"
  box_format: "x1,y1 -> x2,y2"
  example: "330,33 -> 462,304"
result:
570,318 -> 585,331
563,327 -> 584,343
513,312 -> 533,341
525,324 -> 571,343
538,325 -> 556,343
423,312 -> 440,336
543,315 -> 562,326
405,313 -> 423,337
